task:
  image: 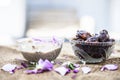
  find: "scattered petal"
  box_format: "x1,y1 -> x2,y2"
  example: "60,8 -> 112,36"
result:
55,67 -> 70,76
37,59 -> 53,71
36,59 -> 44,70
43,59 -> 53,71
16,66 -> 24,70
52,37 -> 58,43
71,74 -> 77,79
52,37 -> 63,45
101,64 -> 118,71
73,68 -> 79,73
38,59 -> 44,64
25,68 -> 44,74
1,64 -> 17,74
25,59 -> 53,74
25,69 -> 37,74
21,62 -> 28,68
32,38 -> 42,42
81,66 -> 91,74
74,64 -> 80,68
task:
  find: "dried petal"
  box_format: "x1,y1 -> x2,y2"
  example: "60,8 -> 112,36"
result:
73,64 -> 80,68
101,64 -> 118,71
21,62 -> 28,68
37,59 -> 53,71
32,38 -> 42,42
25,69 -> 37,74
71,74 -> 77,79
52,37 -> 58,43
43,59 -> 53,70
16,66 -> 24,70
38,59 -> 44,64
25,59 -> 53,74
55,67 -> 70,76
1,64 -> 17,74
81,66 -> 91,74
73,68 -> 79,73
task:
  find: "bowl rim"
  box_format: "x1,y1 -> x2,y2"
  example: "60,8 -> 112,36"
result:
71,40 -> 115,46
16,37 -> 63,52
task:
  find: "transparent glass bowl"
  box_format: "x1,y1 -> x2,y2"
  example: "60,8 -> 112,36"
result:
71,40 -> 115,63
17,37 -> 63,62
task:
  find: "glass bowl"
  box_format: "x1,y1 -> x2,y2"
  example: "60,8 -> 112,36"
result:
16,37 -> 63,62
71,40 -> 115,63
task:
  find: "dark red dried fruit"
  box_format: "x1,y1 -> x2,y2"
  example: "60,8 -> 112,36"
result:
76,30 -> 91,40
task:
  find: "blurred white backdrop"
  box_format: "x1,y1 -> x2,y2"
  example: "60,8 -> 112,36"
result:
0,0 -> 120,45
0,0 -> 26,45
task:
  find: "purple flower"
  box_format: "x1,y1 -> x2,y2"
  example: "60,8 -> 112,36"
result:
25,59 -> 53,74
54,67 -> 70,76
81,66 -> 91,74
1,64 -> 17,74
101,64 -> 118,71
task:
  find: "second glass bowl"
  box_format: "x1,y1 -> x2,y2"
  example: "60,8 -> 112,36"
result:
71,40 -> 115,63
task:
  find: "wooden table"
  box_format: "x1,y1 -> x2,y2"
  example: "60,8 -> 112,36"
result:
0,43 -> 120,80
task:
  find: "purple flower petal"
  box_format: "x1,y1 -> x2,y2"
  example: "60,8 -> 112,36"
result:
25,69 -> 38,74
37,59 -> 53,71
55,67 -> 70,76
73,64 -> 80,68
36,59 -> 44,69
81,66 -> 91,74
71,74 -> 77,79
21,62 -> 28,68
38,59 -> 44,63
43,59 -> 53,70
25,68 -> 44,74
73,68 -> 79,73
32,38 -> 42,42
52,37 -> 58,43
16,66 -> 24,70
25,59 -> 53,74
36,69 -> 43,73
101,64 -> 118,71
52,37 -> 63,45
1,64 -> 17,74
